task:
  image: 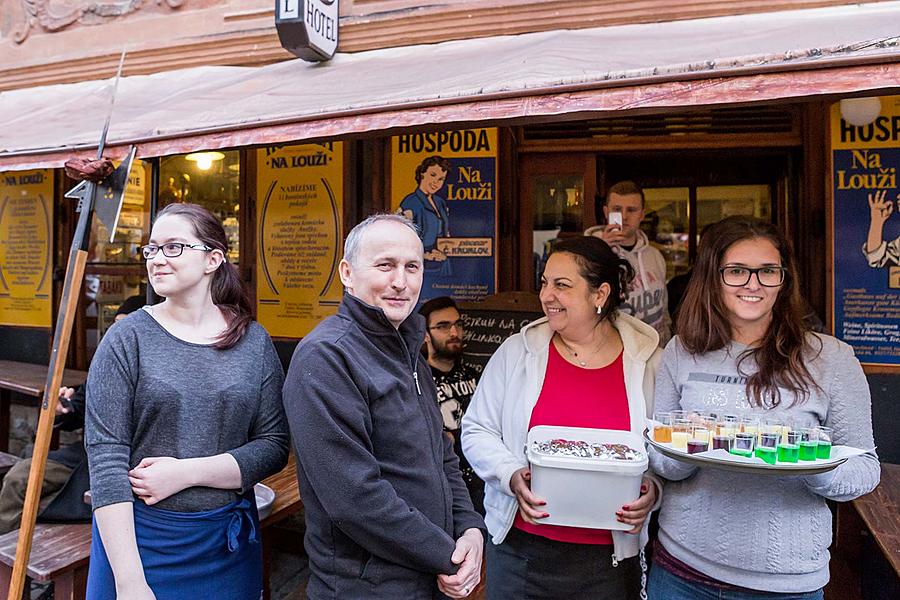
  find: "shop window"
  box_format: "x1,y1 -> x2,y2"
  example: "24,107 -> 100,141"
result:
159,150 -> 241,264
84,159 -> 151,359
697,185 -> 771,229
644,188 -> 689,280
520,153 -> 597,291
532,175 -> 584,288
642,184 -> 772,280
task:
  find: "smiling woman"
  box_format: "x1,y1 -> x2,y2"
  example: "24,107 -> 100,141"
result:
462,236 -> 664,600
647,216 -> 880,599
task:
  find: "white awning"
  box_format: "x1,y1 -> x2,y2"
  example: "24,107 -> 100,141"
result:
2,1 -> 900,170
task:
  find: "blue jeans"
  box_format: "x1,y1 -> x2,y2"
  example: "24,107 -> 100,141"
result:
648,563 -> 824,600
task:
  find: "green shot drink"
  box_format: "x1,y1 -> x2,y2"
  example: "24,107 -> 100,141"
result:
778,431 -> 802,463
777,443 -> 799,463
798,441 -> 818,461
815,426 -> 833,459
730,433 -> 755,458
756,431 -> 779,465
755,445 -> 777,465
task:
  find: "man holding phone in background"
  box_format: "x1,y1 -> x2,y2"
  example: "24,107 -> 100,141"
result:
585,180 -> 671,346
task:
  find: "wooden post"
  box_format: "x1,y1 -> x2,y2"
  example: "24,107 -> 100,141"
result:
7,50 -> 129,600
7,246 -> 87,599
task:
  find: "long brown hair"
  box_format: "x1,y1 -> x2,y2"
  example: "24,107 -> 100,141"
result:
677,216 -> 820,408
155,203 -> 252,350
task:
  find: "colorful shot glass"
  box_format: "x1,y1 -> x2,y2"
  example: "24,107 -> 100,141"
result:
717,415 -> 739,439
815,426 -> 833,459
653,411 -> 673,443
756,430 -> 779,465
777,430 -> 801,463
730,432 -> 755,457
671,419 -> 691,451
688,425 -> 711,454
798,427 -> 819,461
712,435 -> 734,452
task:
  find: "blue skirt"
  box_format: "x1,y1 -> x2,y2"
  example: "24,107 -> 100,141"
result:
86,495 -> 262,600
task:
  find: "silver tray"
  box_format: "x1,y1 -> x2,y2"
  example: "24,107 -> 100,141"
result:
643,429 -> 850,476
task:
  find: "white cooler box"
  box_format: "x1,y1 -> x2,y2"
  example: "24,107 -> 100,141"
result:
526,425 -> 648,530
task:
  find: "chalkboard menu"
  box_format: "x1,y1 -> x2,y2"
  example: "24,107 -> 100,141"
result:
458,293 -> 543,372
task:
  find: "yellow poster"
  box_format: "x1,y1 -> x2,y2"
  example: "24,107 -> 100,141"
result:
0,169 -> 54,327
256,143 -> 343,338
831,95 -> 900,149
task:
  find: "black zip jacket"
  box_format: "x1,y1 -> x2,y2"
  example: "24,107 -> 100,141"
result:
284,294 -> 485,599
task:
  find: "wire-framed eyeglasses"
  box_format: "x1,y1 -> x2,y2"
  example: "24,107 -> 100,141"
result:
140,243 -> 213,260
719,266 -> 786,287
428,319 -> 465,333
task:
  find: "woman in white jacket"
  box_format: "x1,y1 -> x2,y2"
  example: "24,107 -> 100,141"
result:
462,236 -> 662,600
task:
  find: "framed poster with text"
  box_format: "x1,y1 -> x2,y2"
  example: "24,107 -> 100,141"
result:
390,128 -> 498,303
256,143 -> 343,338
831,95 -> 900,366
0,169 -> 54,328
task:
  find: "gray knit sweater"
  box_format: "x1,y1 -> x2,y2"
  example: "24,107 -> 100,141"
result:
649,334 -> 880,593
85,309 -> 290,512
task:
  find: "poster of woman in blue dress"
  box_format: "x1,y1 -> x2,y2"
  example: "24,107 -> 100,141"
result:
400,155 -> 453,276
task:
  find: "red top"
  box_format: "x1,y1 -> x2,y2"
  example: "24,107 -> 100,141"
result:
514,342 -> 630,545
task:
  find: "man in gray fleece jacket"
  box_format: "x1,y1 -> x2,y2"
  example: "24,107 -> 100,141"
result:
283,215 -> 484,600
649,335 -> 880,594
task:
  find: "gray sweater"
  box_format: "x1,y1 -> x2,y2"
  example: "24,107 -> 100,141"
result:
649,334 -> 880,593
85,309 -> 290,512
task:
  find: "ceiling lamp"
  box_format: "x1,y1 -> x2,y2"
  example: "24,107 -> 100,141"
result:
185,151 -> 225,171
839,97 -> 882,127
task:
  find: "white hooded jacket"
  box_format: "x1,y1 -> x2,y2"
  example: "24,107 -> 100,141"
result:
461,312 -> 663,563
584,227 -> 671,346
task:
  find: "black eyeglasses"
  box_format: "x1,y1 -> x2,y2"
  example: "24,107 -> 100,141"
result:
719,266 -> 786,287
428,319 -> 465,333
140,243 -> 213,260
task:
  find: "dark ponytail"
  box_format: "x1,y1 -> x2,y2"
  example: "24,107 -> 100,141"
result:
155,203 -> 252,349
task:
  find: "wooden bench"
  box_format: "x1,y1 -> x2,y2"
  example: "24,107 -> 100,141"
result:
851,462 -> 900,578
0,455 -> 301,600
0,359 -> 88,453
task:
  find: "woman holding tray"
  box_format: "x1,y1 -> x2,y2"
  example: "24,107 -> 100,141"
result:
462,236 -> 663,600
648,216 -> 880,600
84,203 -> 290,600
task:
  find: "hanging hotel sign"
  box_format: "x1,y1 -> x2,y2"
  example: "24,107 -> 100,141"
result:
831,95 -> 900,367
276,0 -> 339,62
0,169 -> 54,328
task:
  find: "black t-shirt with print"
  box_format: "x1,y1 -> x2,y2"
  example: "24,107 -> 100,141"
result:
429,358 -> 484,514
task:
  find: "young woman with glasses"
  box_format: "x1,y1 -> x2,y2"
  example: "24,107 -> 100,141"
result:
84,203 -> 289,600
647,216 -> 879,600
